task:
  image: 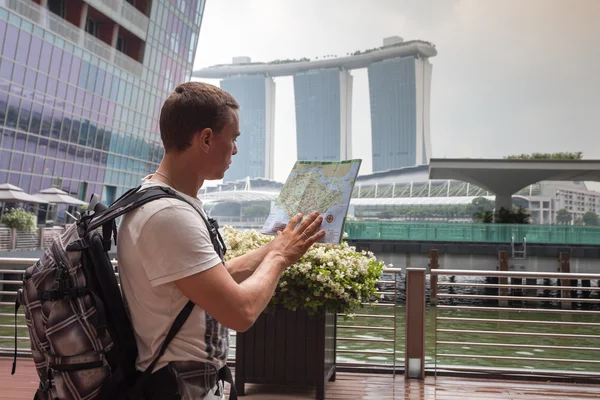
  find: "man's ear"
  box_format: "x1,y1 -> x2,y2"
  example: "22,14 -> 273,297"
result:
195,128 -> 213,152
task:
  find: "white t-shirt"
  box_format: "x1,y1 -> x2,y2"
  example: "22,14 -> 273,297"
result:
117,177 -> 229,373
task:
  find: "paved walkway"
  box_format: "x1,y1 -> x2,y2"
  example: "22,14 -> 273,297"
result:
3,358 -> 600,399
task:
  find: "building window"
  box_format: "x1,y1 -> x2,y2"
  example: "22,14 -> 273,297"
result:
103,185 -> 117,204
78,181 -> 88,201
47,0 -> 66,18
117,36 -> 127,53
85,18 -> 98,37
52,177 -> 63,188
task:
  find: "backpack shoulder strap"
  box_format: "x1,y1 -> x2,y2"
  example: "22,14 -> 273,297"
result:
89,185 -> 226,257
86,185 -> 227,391
86,186 -> 173,232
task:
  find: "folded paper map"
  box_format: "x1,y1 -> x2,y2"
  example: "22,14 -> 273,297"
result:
261,159 -> 362,244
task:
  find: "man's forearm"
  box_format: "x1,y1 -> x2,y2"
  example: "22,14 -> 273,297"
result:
225,240 -> 275,283
236,253 -> 286,329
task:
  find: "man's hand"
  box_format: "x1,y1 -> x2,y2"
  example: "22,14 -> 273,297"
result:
269,212 -> 326,266
175,212 -> 325,332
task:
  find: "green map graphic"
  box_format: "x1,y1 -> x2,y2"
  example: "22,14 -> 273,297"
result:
262,160 -> 361,244
275,165 -> 345,217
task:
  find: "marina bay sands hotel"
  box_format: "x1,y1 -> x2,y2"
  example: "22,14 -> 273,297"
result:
192,37 -> 437,182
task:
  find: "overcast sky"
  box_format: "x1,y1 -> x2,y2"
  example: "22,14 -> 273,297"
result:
192,0 -> 600,185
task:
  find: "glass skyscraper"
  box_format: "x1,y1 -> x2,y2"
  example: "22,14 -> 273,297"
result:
293,68 -> 352,162
220,74 -> 275,182
368,55 -> 433,172
0,0 -> 205,205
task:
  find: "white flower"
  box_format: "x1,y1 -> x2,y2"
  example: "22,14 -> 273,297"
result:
222,226 -> 385,315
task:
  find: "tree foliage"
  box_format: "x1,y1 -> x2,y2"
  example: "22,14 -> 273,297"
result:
556,209 -> 572,225
373,205 -> 473,220
369,197 -> 500,222
582,211 -> 600,226
494,206 -> 532,224
242,204 -> 270,218
1,208 -> 37,231
504,152 -> 583,160
473,210 -> 494,223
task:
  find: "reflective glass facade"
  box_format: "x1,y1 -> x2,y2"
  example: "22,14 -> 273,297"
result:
220,75 -> 274,182
0,0 -> 205,204
368,56 -> 432,172
294,68 -> 345,162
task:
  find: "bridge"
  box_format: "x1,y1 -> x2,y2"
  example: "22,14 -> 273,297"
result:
345,221 -> 600,245
344,221 -> 600,274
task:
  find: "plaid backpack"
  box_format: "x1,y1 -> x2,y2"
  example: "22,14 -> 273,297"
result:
12,185 -> 227,400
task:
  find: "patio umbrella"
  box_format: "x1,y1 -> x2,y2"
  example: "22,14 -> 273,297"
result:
0,183 -> 48,204
34,187 -> 87,206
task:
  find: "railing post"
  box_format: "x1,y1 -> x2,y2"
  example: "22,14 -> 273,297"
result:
498,251 -> 509,307
429,249 -> 438,306
559,252 -> 571,310
39,227 -> 45,249
10,228 -> 17,250
405,268 -> 426,379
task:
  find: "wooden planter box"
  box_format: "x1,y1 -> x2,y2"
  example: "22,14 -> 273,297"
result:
234,306 -> 337,399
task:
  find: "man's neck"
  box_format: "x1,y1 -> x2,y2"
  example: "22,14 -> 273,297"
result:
155,155 -> 204,198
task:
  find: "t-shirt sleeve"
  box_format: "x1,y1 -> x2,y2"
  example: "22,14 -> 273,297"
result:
135,203 -> 222,287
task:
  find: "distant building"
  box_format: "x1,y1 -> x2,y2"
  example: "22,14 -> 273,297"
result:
199,166 -> 600,225
293,68 -> 352,162
354,166 -> 600,224
193,39 -> 437,175
0,0 -> 205,205
220,75 -> 275,181
368,55 -> 433,171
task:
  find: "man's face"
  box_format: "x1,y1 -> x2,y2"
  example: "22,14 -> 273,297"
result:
205,109 -> 239,180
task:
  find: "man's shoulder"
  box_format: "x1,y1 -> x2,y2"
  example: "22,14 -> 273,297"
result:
136,182 -> 205,214
120,195 -> 205,234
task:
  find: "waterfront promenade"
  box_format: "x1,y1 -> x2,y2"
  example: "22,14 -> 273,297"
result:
3,358 -> 600,399
2,256 -> 600,398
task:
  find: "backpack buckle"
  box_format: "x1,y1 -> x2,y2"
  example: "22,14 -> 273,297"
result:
39,287 -> 90,302
208,217 -> 220,230
38,378 -> 50,392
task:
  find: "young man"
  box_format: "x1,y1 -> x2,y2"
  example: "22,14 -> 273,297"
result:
117,82 -> 325,399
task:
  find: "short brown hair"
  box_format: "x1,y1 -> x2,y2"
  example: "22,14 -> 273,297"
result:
159,82 -> 239,152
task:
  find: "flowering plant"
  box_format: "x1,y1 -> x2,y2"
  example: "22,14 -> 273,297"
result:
222,226 -> 386,316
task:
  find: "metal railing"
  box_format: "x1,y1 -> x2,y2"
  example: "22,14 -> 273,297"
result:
0,230 -> 10,252
0,227 -> 69,251
336,267 -> 400,374
0,258 -> 401,373
431,268 -> 600,379
120,0 -> 149,33
4,253 -> 600,383
80,0 -> 149,37
3,0 -> 143,76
